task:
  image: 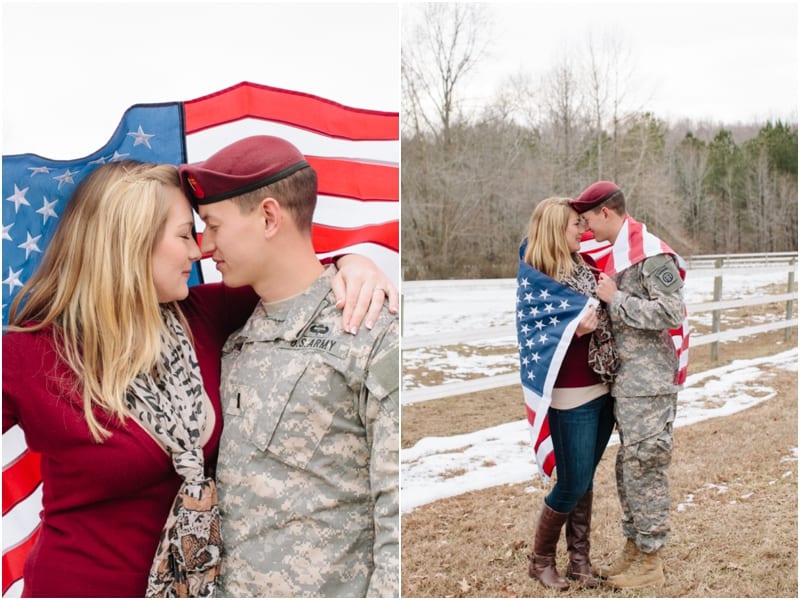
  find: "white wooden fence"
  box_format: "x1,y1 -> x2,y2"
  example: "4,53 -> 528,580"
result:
402,252 -> 798,405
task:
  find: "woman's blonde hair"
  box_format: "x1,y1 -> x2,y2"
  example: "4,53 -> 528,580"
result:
522,197 -> 582,281
7,161 -> 186,442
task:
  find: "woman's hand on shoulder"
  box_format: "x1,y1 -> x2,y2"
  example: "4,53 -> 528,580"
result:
332,254 -> 399,334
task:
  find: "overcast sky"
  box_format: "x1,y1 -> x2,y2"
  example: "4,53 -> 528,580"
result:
403,1 -> 798,126
2,1 -> 797,159
2,2 -> 400,158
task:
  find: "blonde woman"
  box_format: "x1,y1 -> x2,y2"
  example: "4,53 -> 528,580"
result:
522,198 -> 617,590
2,161 -> 395,598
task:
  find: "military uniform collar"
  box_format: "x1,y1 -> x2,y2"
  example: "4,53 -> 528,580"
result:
238,265 -> 337,343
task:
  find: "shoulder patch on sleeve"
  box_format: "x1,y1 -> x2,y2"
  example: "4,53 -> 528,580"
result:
643,255 -> 682,293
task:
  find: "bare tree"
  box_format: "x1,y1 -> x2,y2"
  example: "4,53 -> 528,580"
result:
744,145 -> 774,251
670,133 -> 710,248
539,52 -> 585,192
581,30 -> 638,181
401,3 -> 495,278
497,71 -> 544,132
401,3 -> 492,146
401,6 -> 796,279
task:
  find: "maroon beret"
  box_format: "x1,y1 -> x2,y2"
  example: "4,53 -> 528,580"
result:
178,135 -> 310,207
570,181 -> 622,214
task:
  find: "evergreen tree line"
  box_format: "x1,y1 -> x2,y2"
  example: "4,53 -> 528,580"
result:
401,115 -> 798,281
400,4 -> 797,281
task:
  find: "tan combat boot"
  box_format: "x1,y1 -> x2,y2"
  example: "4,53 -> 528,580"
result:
606,548 -> 665,589
596,538 -> 638,578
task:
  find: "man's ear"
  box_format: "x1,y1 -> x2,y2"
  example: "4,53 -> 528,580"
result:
260,197 -> 282,238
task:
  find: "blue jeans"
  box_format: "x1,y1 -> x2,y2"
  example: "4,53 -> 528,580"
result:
545,393 -> 615,513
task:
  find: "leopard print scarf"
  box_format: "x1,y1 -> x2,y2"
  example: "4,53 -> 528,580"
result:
126,307 -> 221,598
562,259 -> 619,385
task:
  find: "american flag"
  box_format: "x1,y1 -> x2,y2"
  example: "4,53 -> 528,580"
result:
579,216 -> 689,385
516,241 -> 598,480
1,81 -> 398,597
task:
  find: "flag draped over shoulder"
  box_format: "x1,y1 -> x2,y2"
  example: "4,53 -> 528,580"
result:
516,240 -> 598,480
579,216 -> 690,385
1,82 -> 398,597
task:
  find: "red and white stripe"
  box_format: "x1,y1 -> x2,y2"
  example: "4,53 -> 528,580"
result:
183,82 -> 399,285
524,402 -> 555,478
580,216 -> 689,386
2,427 -> 42,597
2,82 -> 398,597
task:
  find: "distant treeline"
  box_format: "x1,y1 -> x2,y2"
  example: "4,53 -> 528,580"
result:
401,115 -> 798,280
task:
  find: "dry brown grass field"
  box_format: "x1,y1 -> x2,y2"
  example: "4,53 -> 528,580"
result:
400,331 -> 798,598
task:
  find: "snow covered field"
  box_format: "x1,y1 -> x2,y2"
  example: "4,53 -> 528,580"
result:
401,268 -> 798,513
402,268 -> 794,391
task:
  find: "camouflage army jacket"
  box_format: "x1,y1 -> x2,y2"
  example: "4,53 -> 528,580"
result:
216,266 -> 399,598
607,254 -> 685,398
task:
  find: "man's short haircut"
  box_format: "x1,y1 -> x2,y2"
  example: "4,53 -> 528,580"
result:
233,166 -> 318,233
592,189 -> 626,216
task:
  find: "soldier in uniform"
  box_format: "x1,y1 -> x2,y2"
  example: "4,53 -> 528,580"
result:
570,181 -> 685,590
178,136 -> 399,598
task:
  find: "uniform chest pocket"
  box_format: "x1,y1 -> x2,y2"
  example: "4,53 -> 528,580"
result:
225,365 -> 336,471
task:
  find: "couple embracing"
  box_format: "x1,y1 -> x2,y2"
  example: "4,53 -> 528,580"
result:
517,181 -> 687,591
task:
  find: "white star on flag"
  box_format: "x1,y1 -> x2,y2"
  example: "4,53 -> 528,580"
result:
516,237 -> 599,481
53,169 -> 77,190
17,232 -> 42,259
36,197 -> 59,224
6,185 -> 30,212
2,82 -> 400,595
127,125 -> 155,148
3,267 -> 23,293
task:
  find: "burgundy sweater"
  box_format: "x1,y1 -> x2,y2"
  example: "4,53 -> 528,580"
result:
2,284 -> 258,598
553,331 -> 603,388
554,257 -> 604,390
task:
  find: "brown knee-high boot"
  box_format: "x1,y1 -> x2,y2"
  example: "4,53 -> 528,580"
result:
565,491 -> 601,587
528,503 -> 570,590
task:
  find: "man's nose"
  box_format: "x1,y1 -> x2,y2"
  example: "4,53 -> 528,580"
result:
199,232 -> 214,256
